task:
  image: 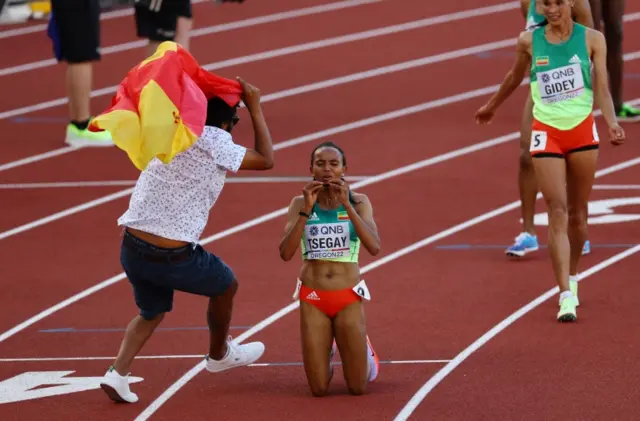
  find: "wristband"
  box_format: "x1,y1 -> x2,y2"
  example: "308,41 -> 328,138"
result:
299,211 -> 310,218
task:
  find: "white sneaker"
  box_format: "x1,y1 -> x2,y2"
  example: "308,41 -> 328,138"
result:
100,366 -> 139,403
205,336 -> 265,373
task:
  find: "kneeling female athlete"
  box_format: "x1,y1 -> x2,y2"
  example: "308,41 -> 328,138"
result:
279,141 -> 381,396
475,0 -> 625,322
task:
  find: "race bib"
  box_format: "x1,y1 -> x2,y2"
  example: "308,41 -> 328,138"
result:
352,279 -> 371,301
304,222 -> 351,260
530,130 -> 548,152
537,63 -> 585,104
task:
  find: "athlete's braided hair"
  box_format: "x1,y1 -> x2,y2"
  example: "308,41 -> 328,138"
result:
310,141 -> 361,205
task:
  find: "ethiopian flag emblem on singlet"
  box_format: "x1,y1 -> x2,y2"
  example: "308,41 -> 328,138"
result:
337,211 -> 349,221
535,56 -> 549,66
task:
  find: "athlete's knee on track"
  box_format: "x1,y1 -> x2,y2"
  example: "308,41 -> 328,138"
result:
309,380 -> 330,397
347,380 -> 368,396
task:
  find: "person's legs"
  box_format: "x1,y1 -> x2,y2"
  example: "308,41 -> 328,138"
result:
134,1 -> 190,56
49,0 -> 113,147
101,233 -> 264,403
598,0 -> 640,120
531,155 -> 578,321
566,148 -> 598,303
174,0 -> 193,51
506,94 -> 540,257
333,299 -> 379,395
101,233 -> 175,403
299,299 -> 336,397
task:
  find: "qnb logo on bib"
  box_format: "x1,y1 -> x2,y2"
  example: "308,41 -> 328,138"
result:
305,222 -> 351,259
538,63 -> 585,104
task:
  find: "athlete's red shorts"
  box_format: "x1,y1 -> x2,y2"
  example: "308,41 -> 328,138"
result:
530,114 -> 599,157
298,285 -> 362,318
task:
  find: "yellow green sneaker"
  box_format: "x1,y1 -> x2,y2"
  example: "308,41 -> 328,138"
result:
64,122 -> 113,148
557,294 -> 577,322
569,276 -> 579,306
616,103 -> 640,122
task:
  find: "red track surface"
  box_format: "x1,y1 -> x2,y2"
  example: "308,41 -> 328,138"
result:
1,0 -> 640,420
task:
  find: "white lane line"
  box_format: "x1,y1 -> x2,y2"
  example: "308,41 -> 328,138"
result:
0,146 -> 78,172
0,176 -> 372,189
393,243 -> 640,421
592,184 -> 640,190
0,188 -> 134,241
0,0 -> 383,76
0,1 -> 524,121
134,155 -> 640,421
0,356 -> 450,364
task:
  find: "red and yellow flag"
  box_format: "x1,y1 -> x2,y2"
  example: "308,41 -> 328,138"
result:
89,42 -> 242,170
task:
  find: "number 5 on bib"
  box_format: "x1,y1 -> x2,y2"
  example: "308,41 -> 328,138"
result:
530,130 -> 547,152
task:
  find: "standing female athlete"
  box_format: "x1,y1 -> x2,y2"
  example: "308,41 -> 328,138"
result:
279,141 -> 381,396
507,0 -> 594,258
475,0 -> 625,322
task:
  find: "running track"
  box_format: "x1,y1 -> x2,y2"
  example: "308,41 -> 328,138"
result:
1,1 -> 640,420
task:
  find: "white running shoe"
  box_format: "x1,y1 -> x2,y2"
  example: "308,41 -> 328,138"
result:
205,336 -> 265,373
100,366 -> 140,403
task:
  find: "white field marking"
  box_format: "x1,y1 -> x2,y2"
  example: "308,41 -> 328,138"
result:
394,243 -> 640,421
134,155 -> 640,421
2,91 -> 640,342
0,0 -> 207,40
0,146 -> 78,172
0,1 -> 524,122
0,176 -> 372,189
0,0 -> 383,76
0,37 -> 522,173
0,188 -> 134,241
0,356 -> 450,364
592,184 -> 640,190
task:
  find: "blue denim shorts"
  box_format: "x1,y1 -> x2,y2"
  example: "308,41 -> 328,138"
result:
120,229 -> 235,320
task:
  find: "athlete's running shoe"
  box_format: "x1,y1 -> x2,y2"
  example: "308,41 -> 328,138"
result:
557,294 -> 578,322
616,103 -> 640,122
65,122 -> 113,147
505,232 -> 539,257
582,240 -> 591,255
569,274 -> 580,306
366,335 -> 380,382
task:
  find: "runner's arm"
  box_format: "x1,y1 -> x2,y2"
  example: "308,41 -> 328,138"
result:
484,31 -> 532,112
344,194 -> 380,256
590,30 -> 618,128
238,106 -> 275,170
279,196 -> 307,261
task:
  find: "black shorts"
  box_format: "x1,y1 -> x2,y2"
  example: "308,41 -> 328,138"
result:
48,0 -> 101,63
120,229 -> 236,320
134,0 -> 192,42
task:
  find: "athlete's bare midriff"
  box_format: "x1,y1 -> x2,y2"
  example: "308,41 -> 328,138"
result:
298,260 -> 360,291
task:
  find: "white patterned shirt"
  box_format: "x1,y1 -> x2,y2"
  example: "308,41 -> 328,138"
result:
118,126 -> 247,243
